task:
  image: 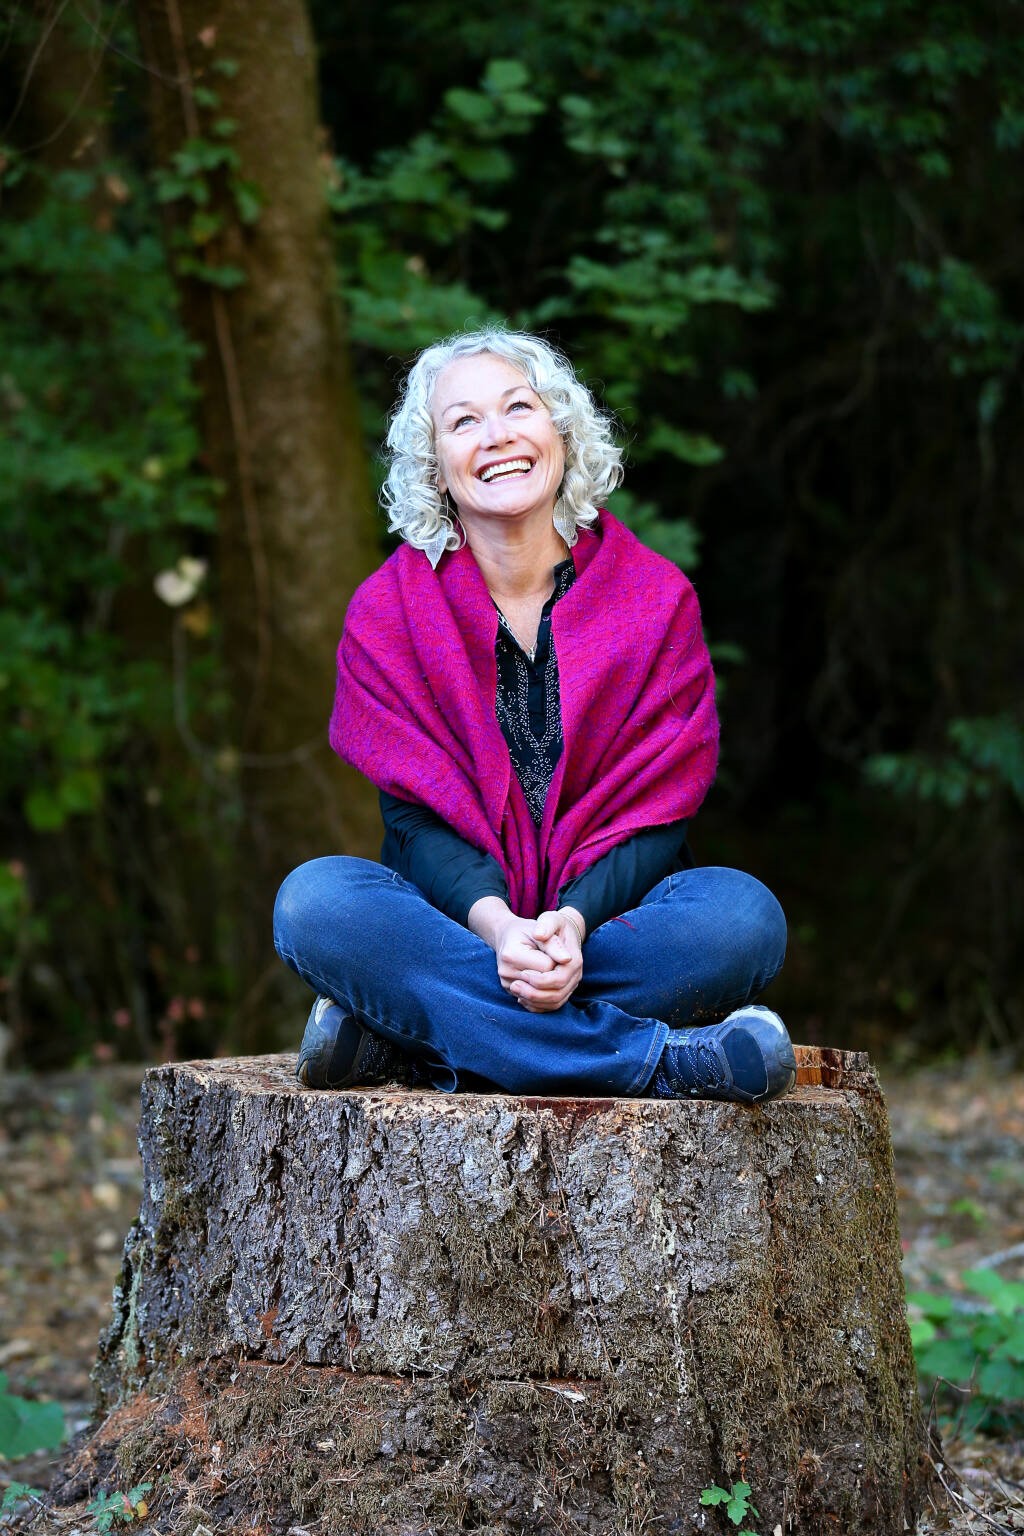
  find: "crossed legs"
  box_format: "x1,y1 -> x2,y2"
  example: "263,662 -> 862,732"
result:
273,857 -> 787,1097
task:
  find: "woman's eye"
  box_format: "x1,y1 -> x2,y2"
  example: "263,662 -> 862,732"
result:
452,414 -> 475,429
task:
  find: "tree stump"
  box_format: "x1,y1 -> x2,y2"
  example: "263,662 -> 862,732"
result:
61,1049 -> 932,1535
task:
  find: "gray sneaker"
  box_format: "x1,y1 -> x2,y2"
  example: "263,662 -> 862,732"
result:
295,995 -> 402,1090
650,1005 -> 797,1103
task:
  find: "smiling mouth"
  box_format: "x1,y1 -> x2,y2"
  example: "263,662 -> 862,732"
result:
478,458 -> 534,483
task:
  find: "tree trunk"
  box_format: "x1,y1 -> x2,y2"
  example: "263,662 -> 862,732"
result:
134,0 -> 381,1016
61,1048 -> 934,1535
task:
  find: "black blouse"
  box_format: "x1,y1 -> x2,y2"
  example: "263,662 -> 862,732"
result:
493,557 -> 576,825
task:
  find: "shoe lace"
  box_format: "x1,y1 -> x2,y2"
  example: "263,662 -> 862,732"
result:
678,1039 -> 729,1091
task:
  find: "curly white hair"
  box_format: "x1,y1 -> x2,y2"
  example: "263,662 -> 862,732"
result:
381,328 -> 624,563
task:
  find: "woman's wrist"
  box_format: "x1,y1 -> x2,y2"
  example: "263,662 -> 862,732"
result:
559,906 -> 586,946
468,895 -> 516,951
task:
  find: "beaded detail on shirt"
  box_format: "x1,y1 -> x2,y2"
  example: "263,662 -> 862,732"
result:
494,559 -> 576,826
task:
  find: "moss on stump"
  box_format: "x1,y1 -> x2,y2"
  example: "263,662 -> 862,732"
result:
59,1049 -> 932,1534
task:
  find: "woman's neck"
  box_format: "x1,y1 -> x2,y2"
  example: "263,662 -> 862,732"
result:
463,516 -> 569,604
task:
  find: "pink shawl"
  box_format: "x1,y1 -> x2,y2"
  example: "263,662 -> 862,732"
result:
330,509 -> 718,917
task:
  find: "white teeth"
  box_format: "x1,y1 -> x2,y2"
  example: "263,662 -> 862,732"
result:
479,458 -> 532,483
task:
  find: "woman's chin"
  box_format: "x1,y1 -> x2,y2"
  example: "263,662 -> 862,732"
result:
457,495 -> 557,533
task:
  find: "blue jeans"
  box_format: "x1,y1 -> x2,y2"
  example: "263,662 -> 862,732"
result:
273,857 -> 786,1097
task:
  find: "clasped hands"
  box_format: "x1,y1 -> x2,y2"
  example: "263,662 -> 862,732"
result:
468,897 -> 586,1012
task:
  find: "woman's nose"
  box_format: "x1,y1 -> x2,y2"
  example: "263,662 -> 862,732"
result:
481,411 -> 513,446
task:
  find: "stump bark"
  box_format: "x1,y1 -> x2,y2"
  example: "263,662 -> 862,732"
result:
63,1050 -> 931,1535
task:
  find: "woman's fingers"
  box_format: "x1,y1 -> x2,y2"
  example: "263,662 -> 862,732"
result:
533,910 -> 582,965
497,931 -> 555,971
508,953 -> 583,1010
494,913 -> 583,1007
510,983 -> 569,1012
537,937 -> 572,963
498,951 -> 555,983
515,963 -> 571,990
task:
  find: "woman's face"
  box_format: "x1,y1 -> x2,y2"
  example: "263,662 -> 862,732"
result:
431,353 -> 566,539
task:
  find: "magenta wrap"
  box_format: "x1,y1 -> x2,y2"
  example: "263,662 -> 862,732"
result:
330,509 -> 719,918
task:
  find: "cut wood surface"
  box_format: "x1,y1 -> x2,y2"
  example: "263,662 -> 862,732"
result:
63,1051 -> 932,1535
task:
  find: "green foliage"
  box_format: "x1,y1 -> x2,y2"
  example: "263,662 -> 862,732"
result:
909,1270 -> 1024,1434
328,59 -> 540,358
901,258 -> 1023,381
866,715 -> 1024,810
0,146 -> 231,1060
0,1374 -> 64,1459
609,491 -> 701,572
0,1482 -> 44,1517
85,1483 -> 153,1532
152,60 -> 263,288
327,0 -> 1022,614
328,43 -> 723,558
700,1479 -> 760,1533
0,159 -> 216,837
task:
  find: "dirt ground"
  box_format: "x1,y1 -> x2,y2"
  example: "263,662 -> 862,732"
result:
1,1059 -> 1022,1534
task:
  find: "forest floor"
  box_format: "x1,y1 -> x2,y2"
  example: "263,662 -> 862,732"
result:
0,1059 -> 1022,1534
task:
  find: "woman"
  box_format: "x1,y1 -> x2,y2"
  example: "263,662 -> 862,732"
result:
273,329 -> 794,1103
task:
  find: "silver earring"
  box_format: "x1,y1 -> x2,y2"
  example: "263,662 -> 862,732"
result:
553,496 -> 577,548
422,526 -> 449,570
423,491 -> 455,570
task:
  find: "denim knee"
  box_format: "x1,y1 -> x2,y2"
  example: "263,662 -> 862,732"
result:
273,856 -> 357,963
730,871 -> 787,989
686,866 -> 787,992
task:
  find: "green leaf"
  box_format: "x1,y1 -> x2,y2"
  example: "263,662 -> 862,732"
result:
176,256 -> 247,288
187,209 -> 225,244
445,88 -> 494,125
726,1482 -> 757,1525
59,767 -> 102,814
0,1376 -> 65,1458
610,491 -> 701,571
997,1321 -> 1024,1361
499,90 -> 544,118
24,785 -> 66,832
709,641 -> 746,667
231,177 -> 264,225
700,1485 -> 730,1506
978,1356 -> 1024,1400
647,422 -> 724,467
483,58 -> 531,92
963,1269 -> 1024,1315
906,1290 -> 955,1320
450,145 -> 514,183
916,1337 -> 977,1382
85,1483 -> 153,1532
1,1483 -> 43,1514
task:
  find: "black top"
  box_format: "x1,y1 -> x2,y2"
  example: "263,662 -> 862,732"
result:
493,557 -> 576,824
378,556 -> 694,935
381,792 -> 691,934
